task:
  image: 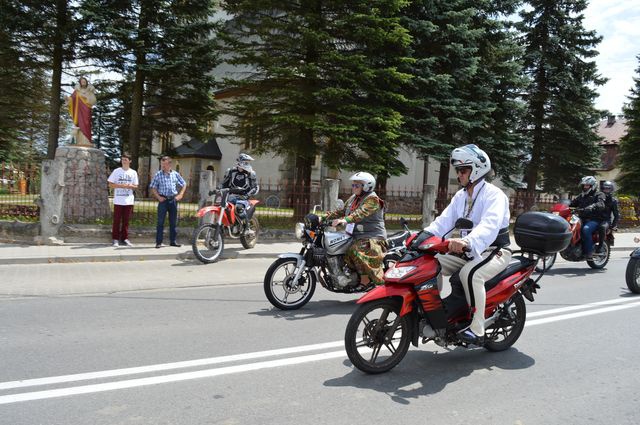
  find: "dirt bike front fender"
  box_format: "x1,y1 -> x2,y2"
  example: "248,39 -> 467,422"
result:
356,284 -> 417,317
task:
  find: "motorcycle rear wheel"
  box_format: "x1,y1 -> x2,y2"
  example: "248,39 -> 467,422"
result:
264,258 -> 316,310
484,292 -> 526,352
535,253 -> 556,272
345,298 -> 411,374
192,224 -> 224,264
626,258 -> 640,294
587,243 -> 610,269
240,217 -> 260,249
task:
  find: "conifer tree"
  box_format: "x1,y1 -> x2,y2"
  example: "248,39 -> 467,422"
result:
0,1 -> 52,162
616,55 -> 640,195
1,0 -> 80,159
399,0 -> 525,187
80,0 -> 219,169
218,0 -> 411,207
518,0 -> 605,193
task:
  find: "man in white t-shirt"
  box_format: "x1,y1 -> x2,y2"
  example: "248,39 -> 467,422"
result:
107,154 -> 139,247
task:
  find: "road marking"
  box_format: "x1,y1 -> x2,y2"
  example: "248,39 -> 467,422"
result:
527,300 -> 640,326
0,351 -> 348,405
1,297 -> 640,405
0,341 -> 344,391
527,296 -> 640,318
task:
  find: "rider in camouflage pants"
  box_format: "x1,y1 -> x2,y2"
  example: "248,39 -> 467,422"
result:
325,172 -> 387,287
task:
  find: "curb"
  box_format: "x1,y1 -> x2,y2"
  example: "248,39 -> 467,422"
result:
1,246 -> 632,266
0,249 -> 282,266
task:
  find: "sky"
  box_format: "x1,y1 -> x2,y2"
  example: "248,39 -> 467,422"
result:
584,0 -> 640,114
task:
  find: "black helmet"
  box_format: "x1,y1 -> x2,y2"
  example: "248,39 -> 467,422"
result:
602,180 -> 614,193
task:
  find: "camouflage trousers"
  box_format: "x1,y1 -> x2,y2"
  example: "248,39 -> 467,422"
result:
345,238 -> 387,286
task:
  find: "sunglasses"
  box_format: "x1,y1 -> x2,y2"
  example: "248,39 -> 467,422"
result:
455,167 -> 471,175
351,183 -> 363,188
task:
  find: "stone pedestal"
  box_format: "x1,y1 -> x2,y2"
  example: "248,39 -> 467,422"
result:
55,146 -> 111,223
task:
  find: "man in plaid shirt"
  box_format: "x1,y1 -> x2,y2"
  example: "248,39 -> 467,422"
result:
149,156 -> 187,248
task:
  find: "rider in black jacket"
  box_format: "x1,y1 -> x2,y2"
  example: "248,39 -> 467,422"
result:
596,180 -> 620,251
221,153 -> 259,233
569,176 -> 605,259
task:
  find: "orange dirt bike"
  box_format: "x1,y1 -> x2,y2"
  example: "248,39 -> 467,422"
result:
191,188 -> 260,263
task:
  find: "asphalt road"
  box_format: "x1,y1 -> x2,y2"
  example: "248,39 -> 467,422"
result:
1,253 -> 639,425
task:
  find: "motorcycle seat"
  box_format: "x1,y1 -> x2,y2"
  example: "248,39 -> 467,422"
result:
484,256 -> 536,289
449,255 -> 536,291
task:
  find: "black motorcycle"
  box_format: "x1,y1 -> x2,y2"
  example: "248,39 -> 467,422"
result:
626,237 -> 640,294
264,215 -> 412,310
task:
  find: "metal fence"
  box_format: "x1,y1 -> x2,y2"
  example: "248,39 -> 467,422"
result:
2,163 -> 639,229
0,162 -> 40,221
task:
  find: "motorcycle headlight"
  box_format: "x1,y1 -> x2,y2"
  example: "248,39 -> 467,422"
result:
552,211 -> 560,216
385,266 -> 416,279
294,222 -> 306,239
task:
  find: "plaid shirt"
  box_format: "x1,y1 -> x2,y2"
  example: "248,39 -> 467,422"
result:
149,170 -> 186,197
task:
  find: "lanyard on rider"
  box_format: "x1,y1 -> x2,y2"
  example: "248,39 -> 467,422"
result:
348,194 -> 365,214
463,182 -> 485,219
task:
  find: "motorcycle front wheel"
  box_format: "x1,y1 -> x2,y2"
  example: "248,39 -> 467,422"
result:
192,224 -> 224,264
484,292 -> 526,352
626,257 -> 640,294
240,217 -> 260,249
264,258 -> 316,310
345,298 -> 411,374
587,242 -> 610,269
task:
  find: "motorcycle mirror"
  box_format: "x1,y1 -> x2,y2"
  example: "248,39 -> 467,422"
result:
455,218 -> 473,230
336,199 -> 345,210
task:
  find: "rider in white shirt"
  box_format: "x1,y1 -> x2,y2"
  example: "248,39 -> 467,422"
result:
419,144 -> 511,345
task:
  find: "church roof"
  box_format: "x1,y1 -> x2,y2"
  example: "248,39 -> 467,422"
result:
175,138 -> 222,160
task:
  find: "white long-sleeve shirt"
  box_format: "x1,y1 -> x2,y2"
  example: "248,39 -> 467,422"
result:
424,180 -> 510,260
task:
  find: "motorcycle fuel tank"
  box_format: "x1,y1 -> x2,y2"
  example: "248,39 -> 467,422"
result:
323,231 -> 353,255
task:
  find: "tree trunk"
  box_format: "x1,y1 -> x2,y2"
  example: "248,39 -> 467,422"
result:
293,152 -> 313,221
375,175 -> 388,200
128,0 -> 151,170
46,0 -> 67,159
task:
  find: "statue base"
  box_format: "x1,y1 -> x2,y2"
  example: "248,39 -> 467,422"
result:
55,146 -> 111,223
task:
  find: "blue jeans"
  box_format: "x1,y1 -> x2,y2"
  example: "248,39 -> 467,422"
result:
156,199 -> 178,244
581,220 -> 600,256
229,195 -> 250,219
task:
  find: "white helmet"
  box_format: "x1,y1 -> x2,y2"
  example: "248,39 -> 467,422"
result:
579,176 -> 597,194
236,153 -> 254,172
349,171 -> 376,192
450,144 -> 491,185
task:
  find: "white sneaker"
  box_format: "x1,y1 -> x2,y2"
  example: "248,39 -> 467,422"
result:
112,240 -> 119,247
123,239 -> 133,247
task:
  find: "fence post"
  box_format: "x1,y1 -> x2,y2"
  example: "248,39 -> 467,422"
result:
421,184 -> 436,228
198,170 -> 216,225
37,159 -> 66,243
322,178 -> 340,213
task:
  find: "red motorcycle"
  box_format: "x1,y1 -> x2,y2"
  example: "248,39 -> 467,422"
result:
536,203 -> 614,271
344,213 -> 571,374
191,188 -> 260,263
